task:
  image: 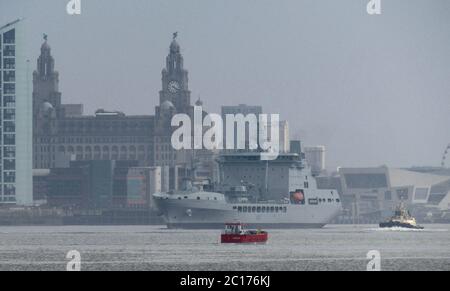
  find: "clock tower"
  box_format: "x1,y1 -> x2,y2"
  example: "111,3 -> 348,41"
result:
158,32 -> 191,113
154,33 -> 194,169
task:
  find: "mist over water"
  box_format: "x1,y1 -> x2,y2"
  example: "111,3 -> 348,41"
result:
0,225 -> 449,271
1,0 -> 449,169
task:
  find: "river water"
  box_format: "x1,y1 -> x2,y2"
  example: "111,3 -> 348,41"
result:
0,224 -> 449,271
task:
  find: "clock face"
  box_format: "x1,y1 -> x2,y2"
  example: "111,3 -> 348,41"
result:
167,81 -> 181,93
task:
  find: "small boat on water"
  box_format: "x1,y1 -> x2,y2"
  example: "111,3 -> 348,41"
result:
221,222 -> 268,243
379,203 -> 424,229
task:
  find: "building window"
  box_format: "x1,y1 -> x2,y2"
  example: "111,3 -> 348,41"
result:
3,134 -> 15,145
3,70 -> 15,82
3,95 -> 15,108
3,109 -> 15,120
4,121 -> 15,133
3,58 -> 15,70
3,29 -> 15,44
396,188 -> 409,200
4,146 -> 15,158
344,173 -> 388,189
414,188 -> 428,200
4,184 -> 15,195
308,198 -> 318,205
3,172 -> 15,183
4,159 -> 15,170
384,191 -> 392,200
3,83 -> 15,94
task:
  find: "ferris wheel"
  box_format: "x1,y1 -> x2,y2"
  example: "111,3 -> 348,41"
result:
442,143 -> 450,168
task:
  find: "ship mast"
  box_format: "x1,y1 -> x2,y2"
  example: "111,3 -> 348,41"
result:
264,159 -> 269,198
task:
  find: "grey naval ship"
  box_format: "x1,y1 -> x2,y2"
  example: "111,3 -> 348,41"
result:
153,152 -> 342,229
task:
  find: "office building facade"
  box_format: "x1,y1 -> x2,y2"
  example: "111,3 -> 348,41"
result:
0,19 -> 33,205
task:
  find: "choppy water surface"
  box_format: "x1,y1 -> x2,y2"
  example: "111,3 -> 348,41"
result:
0,224 -> 449,271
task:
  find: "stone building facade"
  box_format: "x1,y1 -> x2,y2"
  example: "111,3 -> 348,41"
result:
33,34 -> 215,187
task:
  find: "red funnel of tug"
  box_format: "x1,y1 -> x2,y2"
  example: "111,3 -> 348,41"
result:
220,222 -> 268,244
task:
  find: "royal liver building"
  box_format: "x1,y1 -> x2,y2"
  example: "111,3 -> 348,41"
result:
33,34 -> 215,185
32,35 -> 154,169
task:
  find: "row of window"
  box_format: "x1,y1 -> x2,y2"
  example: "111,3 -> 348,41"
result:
1,184 -> 16,196
74,154 -> 147,161
3,83 -> 14,94
3,71 -> 14,82
155,136 -> 172,143
3,171 -> 15,183
3,58 -> 14,70
3,30 -> 15,44
40,137 -> 150,144
3,45 -> 14,57
1,159 -> 15,170
308,198 -> 340,205
234,205 -> 288,213
0,196 -> 16,202
58,122 -> 151,132
0,146 -> 15,158
60,145 -> 150,153
37,144 -> 152,152
1,95 -> 16,107
174,196 -> 219,201
1,134 -> 15,145
155,152 -> 176,161
0,30 -> 15,191
2,121 -> 15,132
3,109 -> 14,120
156,144 -> 174,151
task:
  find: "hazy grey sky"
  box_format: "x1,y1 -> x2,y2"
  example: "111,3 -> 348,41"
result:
1,0 -> 449,170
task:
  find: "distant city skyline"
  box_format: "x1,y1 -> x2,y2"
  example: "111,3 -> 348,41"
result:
1,0 -> 449,170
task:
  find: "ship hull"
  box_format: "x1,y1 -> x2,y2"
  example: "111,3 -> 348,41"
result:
379,221 -> 424,229
168,222 -> 325,229
154,194 -> 341,229
221,232 -> 268,243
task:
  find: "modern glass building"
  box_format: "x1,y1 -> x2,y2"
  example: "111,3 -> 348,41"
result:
0,19 -> 32,205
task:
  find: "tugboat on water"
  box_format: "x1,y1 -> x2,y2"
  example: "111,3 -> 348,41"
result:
379,203 -> 424,229
221,222 -> 268,244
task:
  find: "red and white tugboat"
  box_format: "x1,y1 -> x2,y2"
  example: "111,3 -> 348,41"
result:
220,222 -> 268,244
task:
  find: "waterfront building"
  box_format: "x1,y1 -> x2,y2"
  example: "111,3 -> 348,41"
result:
0,19 -> 33,205
32,33 -> 215,196
338,166 -> 450,222
32,36 -> 155,169
32,168 -> 50,203
126,167 -> 161,209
